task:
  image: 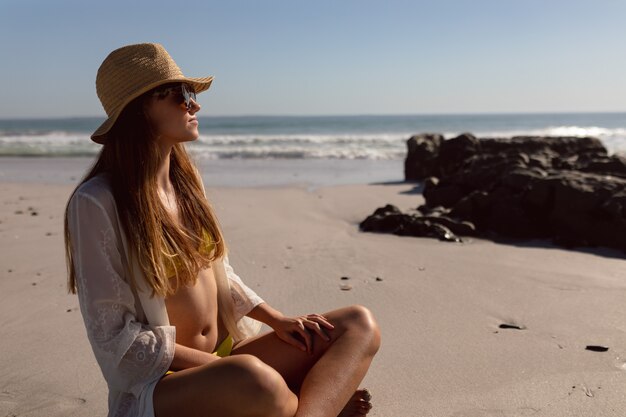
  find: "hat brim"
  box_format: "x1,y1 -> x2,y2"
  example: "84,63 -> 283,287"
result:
90,75 -> 214,144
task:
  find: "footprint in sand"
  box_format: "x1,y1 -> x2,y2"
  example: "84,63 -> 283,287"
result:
493,321 -> 526,333
585,345 -> 608,352
498,323 -> 526,330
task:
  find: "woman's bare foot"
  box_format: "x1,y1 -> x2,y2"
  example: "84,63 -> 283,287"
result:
337,388 -> 372,416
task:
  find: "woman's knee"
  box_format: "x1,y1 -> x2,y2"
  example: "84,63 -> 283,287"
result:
343,305 -> 381,353
222,354 -> 298,416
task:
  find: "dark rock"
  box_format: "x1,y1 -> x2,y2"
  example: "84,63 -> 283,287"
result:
420,215 -> 476,236
404,134 -> 444,180
372,204 -> 401,216
580,155 -> 626,178
404,134 -> 611,181
364,133 -> 626,253
423,183 -> 465,208
416,204 -> 449,216
359,208 -> 464,242
437,133 -> 480,177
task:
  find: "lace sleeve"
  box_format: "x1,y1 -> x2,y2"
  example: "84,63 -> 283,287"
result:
67,191 -> 175,397
223,254 -> 265,317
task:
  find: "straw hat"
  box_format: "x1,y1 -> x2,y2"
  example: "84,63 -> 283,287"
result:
91,42 -> 214,144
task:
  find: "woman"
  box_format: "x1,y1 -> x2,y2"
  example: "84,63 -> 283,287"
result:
64,42 -> 381,417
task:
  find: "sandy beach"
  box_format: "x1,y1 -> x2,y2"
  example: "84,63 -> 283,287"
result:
1,157 -> 625,417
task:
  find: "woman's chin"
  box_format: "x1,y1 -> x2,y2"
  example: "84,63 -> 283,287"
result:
183,131 -> 200,142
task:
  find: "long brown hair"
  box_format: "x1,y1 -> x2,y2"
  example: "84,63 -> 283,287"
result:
63,86 -> 242,335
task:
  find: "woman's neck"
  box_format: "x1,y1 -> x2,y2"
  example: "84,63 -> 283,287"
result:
156,146 -> 173,193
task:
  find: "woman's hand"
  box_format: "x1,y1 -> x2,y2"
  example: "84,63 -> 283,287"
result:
269,313 -> 335,354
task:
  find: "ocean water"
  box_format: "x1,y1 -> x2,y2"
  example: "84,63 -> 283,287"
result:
1,112 -> 625,159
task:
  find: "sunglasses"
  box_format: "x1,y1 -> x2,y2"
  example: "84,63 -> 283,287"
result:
151,82 -> 197,111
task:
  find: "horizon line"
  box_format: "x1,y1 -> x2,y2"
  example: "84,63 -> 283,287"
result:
2,110 -> 626,121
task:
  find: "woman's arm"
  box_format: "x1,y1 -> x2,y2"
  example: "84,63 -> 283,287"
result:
170,342 -> 221,370
247,302 -> 284,328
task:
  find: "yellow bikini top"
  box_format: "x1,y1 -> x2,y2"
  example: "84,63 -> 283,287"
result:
163,229 -> 215,278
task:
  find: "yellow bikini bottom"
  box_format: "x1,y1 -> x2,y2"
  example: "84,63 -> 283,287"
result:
164,334 -> 233,376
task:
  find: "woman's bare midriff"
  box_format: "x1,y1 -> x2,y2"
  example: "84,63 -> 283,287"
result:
164,265 -> 227,353
161,193 -> 226,354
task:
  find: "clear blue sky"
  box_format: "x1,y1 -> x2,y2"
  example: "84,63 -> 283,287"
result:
1,0 -> 625,118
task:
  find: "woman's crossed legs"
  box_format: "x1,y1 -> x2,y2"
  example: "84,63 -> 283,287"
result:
153,304 -> 381,417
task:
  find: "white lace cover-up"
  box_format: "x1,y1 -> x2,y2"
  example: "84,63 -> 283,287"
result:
67,174 -> 265,417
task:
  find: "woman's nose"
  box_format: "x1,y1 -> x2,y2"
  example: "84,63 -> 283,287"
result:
188,98 -> 201,114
